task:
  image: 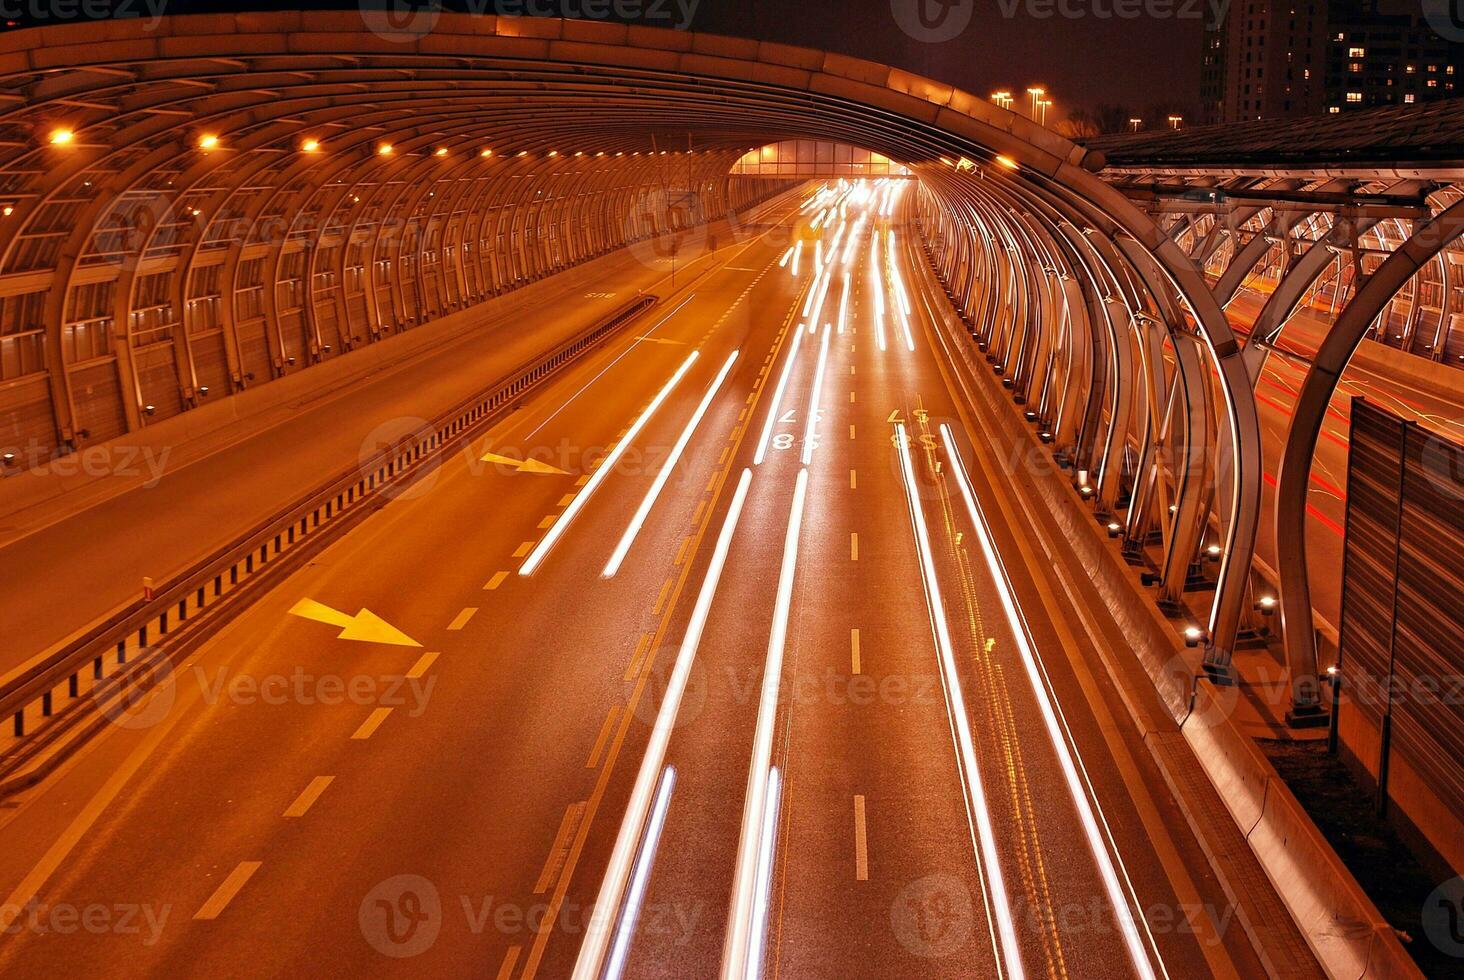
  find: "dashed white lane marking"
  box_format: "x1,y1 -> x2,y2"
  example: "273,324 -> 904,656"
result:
351,707 -> 393,740
283,777 -> 334,818
194,861 -> 262,920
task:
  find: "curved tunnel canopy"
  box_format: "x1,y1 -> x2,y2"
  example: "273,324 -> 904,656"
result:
0,11 -> 1265,658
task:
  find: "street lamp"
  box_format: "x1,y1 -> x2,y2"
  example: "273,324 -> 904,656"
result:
1037,98 -> 1052,127
1026,87 -> 1046,119
990,90 -> 1014,110
1129,117 -> 1143,132
1168,114 -> 1184,130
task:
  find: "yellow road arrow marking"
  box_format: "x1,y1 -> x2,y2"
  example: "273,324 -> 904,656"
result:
480,451 -> 570,475
288,599 -> 421,647
633,335 -> 687,345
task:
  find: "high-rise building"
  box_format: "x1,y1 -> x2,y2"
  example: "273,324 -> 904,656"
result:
1203,1 -> 1461,123
1325,3 -> 1460,113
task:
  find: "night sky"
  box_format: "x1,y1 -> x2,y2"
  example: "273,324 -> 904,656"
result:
683,0 -> 1206,118
2,0 -> 1209,116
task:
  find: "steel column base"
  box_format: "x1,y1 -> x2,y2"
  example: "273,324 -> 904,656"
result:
1201,652 -> 1236,686
1285,702 -> 1329,729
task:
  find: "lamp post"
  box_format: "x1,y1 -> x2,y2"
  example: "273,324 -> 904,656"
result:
1026,86 -> 1045,119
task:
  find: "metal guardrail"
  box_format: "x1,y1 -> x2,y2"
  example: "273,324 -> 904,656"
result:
0,294 -> 657,769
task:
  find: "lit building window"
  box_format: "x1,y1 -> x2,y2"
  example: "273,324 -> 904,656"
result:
1346,91 -> 1362,102
1406,64 -> 1416,73
1405,93 -> 1416,103
1329,106 -> 1341,113
1348,46 -> 1365,57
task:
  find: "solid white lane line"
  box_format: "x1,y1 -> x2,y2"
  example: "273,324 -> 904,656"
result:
743,767 -> 784,980
722,469 -> 808,980
939,424 -> 1162,980
801,326 -> 831,465
572,469 -> 753,980
194,861 -> 262,920
524,294 -> 695,440
604,766 -> 678,980
604,351 -> 739,577
753,328 -> 805,466
283,776 -> 334,818
894,424 -> 1024,980
520,351 -> 699,576
854,794 -> 869,881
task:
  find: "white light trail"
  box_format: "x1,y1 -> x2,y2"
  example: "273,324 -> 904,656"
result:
841,216 -> 864,265
801,326 -> 830,466
778,246 -> 793,268
939,424 -> 1163,980
722,468 -> 808,980
837,272 -> 851,335
603,350 -> 740,577
519,351 -> 698,576
806,266 -> 835,332
894,424 -> 1025,980
744,766 -> 784,980
603,766 -> 677,980
869,243 -> 888,352
572,469 -> 753,980
753,327 -> 805,465
791,241 -> 802,277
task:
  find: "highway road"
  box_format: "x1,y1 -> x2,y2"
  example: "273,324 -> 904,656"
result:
0,181 -> 1279,978
1222,285 -> 1463,634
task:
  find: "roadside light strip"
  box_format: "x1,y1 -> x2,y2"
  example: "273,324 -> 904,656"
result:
573,470 -> 753,980
722,468 -> 808,980
519,351 -> 698,576
744,766 -> 784,980
603,766 -> 677,980
604,350 -> 740,578
939,424 -> 1163,980
801,327 -> 831,466
837,272 -> 851,335
894,424 -> 1025,980
753,327 -> 805,466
